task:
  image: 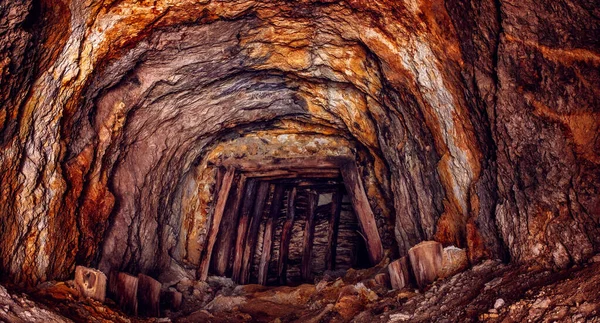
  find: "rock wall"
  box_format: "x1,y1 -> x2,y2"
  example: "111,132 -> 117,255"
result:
0,0 -> 597,285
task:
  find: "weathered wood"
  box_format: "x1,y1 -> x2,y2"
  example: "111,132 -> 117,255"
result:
278,187 -> 297,285
74,266 -> 107,302
324,189 -> 343,270
340,161 -> 384,265
137,274 -> 161,317
240,181 -> 271,284
108,270 -> 119,299
213,175 -> 247,276
116,273 -> 138,315
258,184 -> 286,285
231,179 -> 258,282
388,257 -> 411,290
216,156 -> 349,172
243,168 -> 341,180
374,272 -> 390,288
301,190 -> 319,281
161,290 -> 182,312
408,241 -> 443,288
198,167 -> 236,281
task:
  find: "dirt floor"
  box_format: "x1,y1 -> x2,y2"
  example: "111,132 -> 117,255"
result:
1,257 -> 599,323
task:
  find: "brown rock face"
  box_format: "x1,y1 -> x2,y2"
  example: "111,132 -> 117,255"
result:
0,0 -> 598,288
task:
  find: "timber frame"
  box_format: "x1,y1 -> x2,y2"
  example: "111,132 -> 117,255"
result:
197,157 -> 384,284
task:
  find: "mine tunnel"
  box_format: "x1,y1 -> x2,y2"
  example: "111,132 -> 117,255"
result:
204,157 -> 382,286
1,0 -> 599,322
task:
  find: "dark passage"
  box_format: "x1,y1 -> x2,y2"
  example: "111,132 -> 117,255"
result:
201,158 -> 382,286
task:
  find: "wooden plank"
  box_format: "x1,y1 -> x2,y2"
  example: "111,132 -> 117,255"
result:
216,156 -> 349,172
74,266 -> 107,302
340,162 -> 384,265
301,190 -> 319,281
388,257 -> 411,290
277,187 -> 297,285
116,273 -> 138,315
198,167 -> 236,281
243,168 -> 341,180
324,189 -> 343,271
231,179 -> 258,282
213,175 -> 247,276
258,184 -> 286,285
137,274 -> 161,317
240,181 -> 271,284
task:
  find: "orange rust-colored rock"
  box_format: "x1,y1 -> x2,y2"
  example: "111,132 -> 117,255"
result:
0,0 -> 597,296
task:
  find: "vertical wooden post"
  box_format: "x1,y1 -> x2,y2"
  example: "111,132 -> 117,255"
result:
277,187 -> 297,285
301,190 -> 319,281
324,188 -> 343,271
213,175 -> 247,276
240,181 -> 271,284
258,184 -> 285,285
341,162 -> 384,265
198,167 -> 236,281
231,179 -> 258,282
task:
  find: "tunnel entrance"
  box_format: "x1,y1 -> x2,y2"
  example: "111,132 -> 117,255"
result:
198,157 -> 384,286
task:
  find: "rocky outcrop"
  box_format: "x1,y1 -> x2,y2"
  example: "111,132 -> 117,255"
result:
0,0 -> 598,291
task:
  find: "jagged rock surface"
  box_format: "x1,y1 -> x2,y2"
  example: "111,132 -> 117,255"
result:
0,0 -> 598,298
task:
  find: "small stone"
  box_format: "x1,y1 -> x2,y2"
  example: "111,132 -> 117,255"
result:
494,298 -> 505,309
389,313 -> 411,322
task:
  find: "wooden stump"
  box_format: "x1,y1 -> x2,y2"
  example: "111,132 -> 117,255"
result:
374,272 -> 391,289
408,241 -> 443,288
388,257 -> 411,290
108,270 -> 119,299
137,274 -> 161,317
74,266 -> 107,302
161,290 -> 183,312
116,273 -> 138,315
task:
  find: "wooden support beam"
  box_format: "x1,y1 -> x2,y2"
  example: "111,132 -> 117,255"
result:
198,167 -> 236,281
258,184 -> 286,285
324,188 -> 343,271
74,266 -> 107,302
213,175 -> 247,276
137,274 -> 161,317
240,181 -> 271,284
116,273 -> 138,316
340,162 -> 384,265
231,179 -> 258,282
216,156 -> 349,172
301,190 -> 319,281
242,168 -> 341,180
277,187 -> 297,285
